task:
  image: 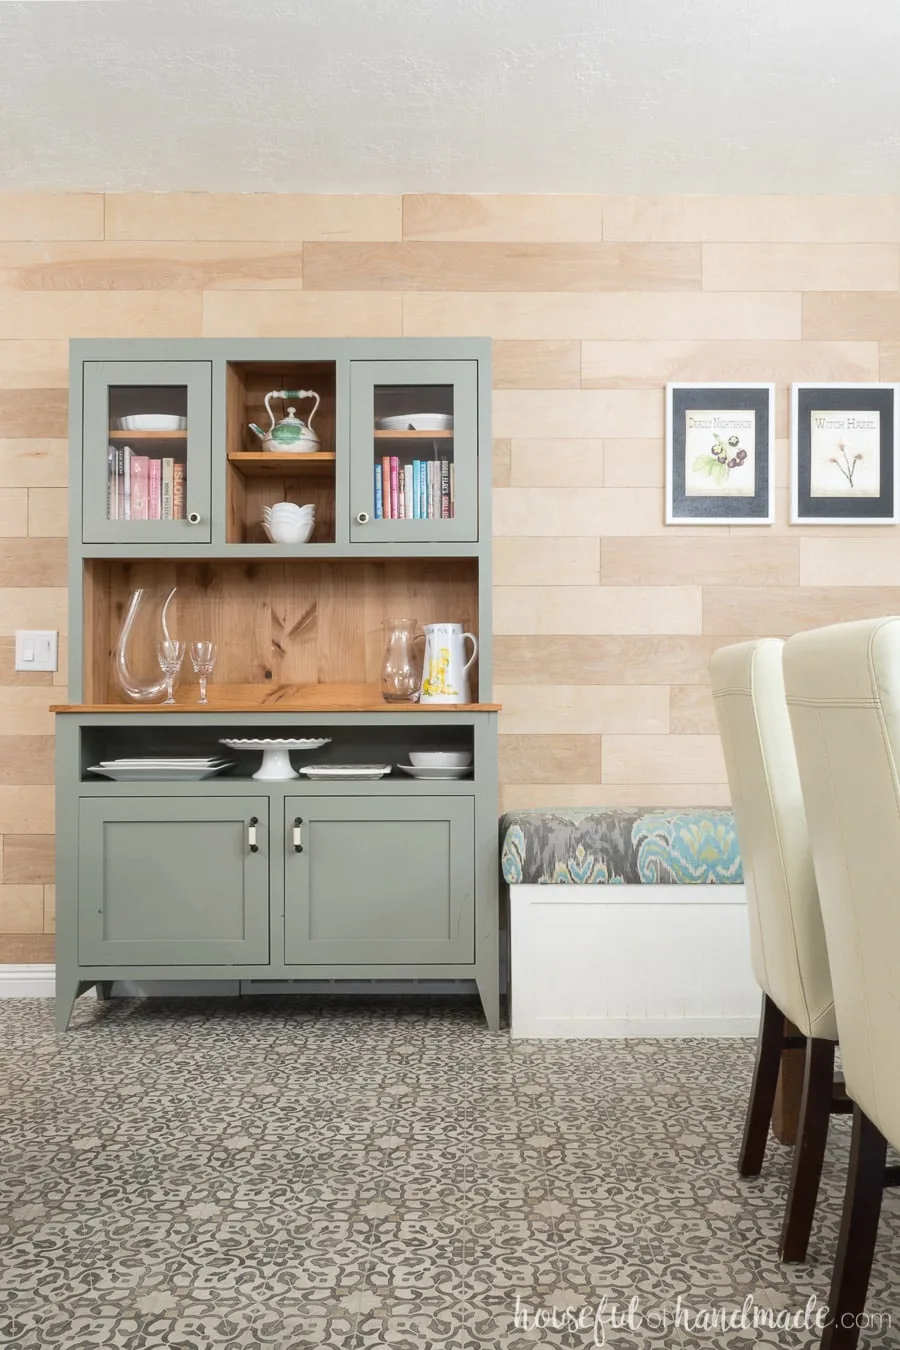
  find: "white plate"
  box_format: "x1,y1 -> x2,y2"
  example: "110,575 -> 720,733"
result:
87,765 -> 234,781
220,738 -> 331,751
375,413 -> 454,432
299,765 -> 391,779
398,764 -> 471,780
113,414 -> 187,432
98,758 -> 228,767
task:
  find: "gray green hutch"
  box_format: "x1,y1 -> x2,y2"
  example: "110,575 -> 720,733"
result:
55,339 -> 499,1032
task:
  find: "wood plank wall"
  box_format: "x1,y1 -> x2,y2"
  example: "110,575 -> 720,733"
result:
3,190 -> 900,961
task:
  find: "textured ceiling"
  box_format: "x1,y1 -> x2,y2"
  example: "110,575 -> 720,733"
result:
1,0 -> 898,194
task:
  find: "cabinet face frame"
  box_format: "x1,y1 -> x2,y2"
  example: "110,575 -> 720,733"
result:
348,359 -> 480,543
283,795 -> 475,965
81,360 -> 213,544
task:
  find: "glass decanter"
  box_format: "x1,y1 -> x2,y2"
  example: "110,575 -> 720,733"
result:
380,618 -> 421,703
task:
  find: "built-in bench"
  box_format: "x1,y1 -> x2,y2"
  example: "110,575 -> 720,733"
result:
501,807 -> 757,1038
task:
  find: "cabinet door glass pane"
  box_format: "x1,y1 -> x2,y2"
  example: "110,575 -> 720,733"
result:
106,384 -> 188,523
373,384 -> 455,522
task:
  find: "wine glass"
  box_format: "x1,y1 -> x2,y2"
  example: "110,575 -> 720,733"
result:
189,640 -> 217,706
156,638 -> 185,706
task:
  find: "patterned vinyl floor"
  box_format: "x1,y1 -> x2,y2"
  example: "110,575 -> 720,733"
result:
1,996 -> 899,1350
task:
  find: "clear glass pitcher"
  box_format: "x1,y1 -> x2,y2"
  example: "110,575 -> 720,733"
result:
381,618 -> 421,703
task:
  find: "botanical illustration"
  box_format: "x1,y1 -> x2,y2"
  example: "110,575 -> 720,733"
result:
809,409 -> 880,498
684,409 -> 755,496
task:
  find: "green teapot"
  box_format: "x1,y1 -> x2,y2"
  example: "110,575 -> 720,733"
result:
249,389 -> 320,453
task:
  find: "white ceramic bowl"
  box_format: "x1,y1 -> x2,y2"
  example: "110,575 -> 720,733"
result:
408,751 -> 473,769
114,414 -> 187,432
265,504 -> 314,519
264,520 -> 315,545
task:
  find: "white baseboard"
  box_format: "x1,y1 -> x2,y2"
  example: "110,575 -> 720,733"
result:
509,883 -> 759,1039
0,964 -> 56,997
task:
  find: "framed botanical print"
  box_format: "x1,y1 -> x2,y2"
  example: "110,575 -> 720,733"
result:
791,384 -> 898,525
666,383 -> 774,525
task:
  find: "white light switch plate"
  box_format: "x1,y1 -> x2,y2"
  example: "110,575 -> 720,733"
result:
15,630 -> 58,672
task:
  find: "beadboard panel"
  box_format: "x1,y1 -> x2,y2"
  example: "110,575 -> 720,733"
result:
2,190 -> 900,956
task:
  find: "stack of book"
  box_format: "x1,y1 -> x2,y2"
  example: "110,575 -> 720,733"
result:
374,456 -> 454,520
107,446 -> 186,521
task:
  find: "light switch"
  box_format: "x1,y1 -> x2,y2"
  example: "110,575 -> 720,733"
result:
15,630 -> 58,672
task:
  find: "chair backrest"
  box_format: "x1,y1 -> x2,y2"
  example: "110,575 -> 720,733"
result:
711,639 -> 835,1039
784,617 -> 900,1145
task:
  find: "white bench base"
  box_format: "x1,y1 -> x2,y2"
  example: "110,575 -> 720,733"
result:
509,883 -> 758,1039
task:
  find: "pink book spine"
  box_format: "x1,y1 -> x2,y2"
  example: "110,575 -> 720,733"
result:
390,457 -> 399,519
381,456 -> 392,518
148,459 -> 162,521
130,456 -> 149,520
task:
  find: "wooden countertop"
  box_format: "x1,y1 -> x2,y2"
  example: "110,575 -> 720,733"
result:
52,682 -> 501,714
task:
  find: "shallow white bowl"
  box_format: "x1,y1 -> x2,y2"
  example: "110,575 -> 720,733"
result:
264,520 -> 315,545
409,751 -> 473,769
265,506 -> 314,520
115,413 -> 187,432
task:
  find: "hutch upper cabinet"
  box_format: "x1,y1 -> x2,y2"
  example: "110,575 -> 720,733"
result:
58,338 -> 499,1034
82,360 -> 213,544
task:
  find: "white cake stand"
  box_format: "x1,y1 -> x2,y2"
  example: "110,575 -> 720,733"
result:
219,737 -> 331,781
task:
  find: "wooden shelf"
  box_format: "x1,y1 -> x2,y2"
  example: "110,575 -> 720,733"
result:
228,451 -> 336,478
374,430 -> 453,440
107,430 -> 186,440
53,682 -> 500,714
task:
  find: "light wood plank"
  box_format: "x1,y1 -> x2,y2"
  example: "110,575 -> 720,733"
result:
802,293 -> 900,341
495,585 -> 701,636
0,637 -> 52,687
601,537 -> 800,587
0,292 -> 202,340
703,243 -> 900,292
602,734 -> 727,784
43,884 -> 55,934
0,194 -> 103,241
799,538 -> 900,587
703,586 -> 900,636
403,291 -> 801,341
492,438 -> 512,488
27,488 -> 68,538
0,933 -> 54,961
493,341 -> 581,389
0,786 -> 54,833
0,242 -> 305,290
496,683 -> 668,734
509,440 -> 604,488
0,737 -> 53,784
494,486 -> 724,537
502,782 -> 732,810
670,685 -> 719,734
0,489 -> 28,537
106,194 -> 402,242
499,734 -> 603,783
0,441 -> 68,491
304,241 -> 700,291
402,194 -> 605,242
0,387 -> 67,438
0,539 -> 67,587
494,635 -> 737,686
2,834 -> 54,884
0,885 -> 43,933
0,588 -> 67,636
0,339 -> 69,388
878,341 -> 900,381
494,537 -> 600,587
603,196 -> 900,243
494,389 -> 662,440
581,339 -> 880,388
203,291 -> 403,337
602,440 -> 664,487
0,690 -> 59,734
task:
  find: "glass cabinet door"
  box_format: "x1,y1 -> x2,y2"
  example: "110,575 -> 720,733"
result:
349,360 -> 479,543
82,361 -> 212,543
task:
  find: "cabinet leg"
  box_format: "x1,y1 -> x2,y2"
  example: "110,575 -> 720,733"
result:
55,971 -> 87,1033
95,982 -> 114,1002
476,970 -> 501,1032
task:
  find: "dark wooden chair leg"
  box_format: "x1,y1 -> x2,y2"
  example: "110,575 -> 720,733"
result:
739,993 -> 784,1176
820,1106 -> 886,1350
780,1036 -> 834,1260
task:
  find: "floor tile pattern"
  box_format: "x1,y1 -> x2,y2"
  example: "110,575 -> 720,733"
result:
1,996 -> 899,1348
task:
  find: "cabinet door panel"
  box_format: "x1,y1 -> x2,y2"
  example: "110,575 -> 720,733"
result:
78,797 -> 269,964
349,360 -> 478,543
284,797 -> 474,964
82,360 -> 212,544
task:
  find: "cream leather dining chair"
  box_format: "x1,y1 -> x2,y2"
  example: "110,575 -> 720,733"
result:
784,618 -> 900,1350
711,639 -> 841,1262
